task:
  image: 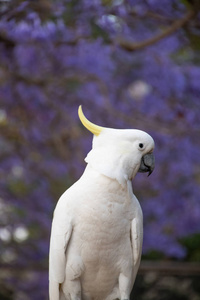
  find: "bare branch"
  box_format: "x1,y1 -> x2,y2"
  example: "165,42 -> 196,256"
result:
1,261 -> 200,276
140,260 -> 200,276
0,32 -> 15,48
116,9 -> 195,51
129,9 -> 176,22
104,103 -> 198,138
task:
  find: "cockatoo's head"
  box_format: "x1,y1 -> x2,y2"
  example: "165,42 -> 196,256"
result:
78,106 -> 155,185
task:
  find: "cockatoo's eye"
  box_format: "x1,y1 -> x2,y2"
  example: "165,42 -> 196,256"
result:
139,143 -> 144,149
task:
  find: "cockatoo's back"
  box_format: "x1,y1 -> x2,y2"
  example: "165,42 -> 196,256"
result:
49,106 -> 155,300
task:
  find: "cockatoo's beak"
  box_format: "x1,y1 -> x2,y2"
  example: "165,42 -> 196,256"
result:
138,153 -> 155,176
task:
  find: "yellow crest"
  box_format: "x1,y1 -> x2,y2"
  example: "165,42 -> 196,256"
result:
78,106 -> 103,136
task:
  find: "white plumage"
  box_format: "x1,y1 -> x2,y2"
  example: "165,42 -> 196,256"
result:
49,106 -> 155,300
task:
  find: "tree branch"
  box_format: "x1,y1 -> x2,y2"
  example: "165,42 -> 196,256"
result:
116,9 -> 195,51
1,261 -> 200,276
0,32 -> 15,48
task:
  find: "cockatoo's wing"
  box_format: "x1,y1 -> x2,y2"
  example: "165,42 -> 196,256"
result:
127,180 -> 143,268
49,197 -> 73,300
131,217 -> 143,266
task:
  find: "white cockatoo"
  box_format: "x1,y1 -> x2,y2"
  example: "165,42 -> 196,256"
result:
49,106 -> 155,300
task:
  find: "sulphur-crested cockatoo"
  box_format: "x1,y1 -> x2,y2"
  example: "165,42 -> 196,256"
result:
49,106 -> 155,300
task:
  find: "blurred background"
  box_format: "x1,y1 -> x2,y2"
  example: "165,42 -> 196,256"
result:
0,0 -> 200,299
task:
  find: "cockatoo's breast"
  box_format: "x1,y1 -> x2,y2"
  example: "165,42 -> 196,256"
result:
62,167 -> 140,299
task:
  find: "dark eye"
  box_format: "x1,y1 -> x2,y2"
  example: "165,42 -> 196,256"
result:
139,143 -> 144,149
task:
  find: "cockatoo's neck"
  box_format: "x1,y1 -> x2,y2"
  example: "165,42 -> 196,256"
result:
83,164 -> 132,190
84,161 -> 130,187
84,145 -> 139,186
82,165 -> 135,206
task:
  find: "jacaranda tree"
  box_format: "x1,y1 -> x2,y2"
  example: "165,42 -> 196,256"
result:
0,0 -> 200,299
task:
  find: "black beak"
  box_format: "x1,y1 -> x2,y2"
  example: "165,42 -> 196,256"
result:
138,153 -> 155,176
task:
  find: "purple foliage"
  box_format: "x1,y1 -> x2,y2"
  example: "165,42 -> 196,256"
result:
0,0 -> 200,298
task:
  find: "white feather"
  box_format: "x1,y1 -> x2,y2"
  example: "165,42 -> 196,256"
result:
49,127 -> 154,300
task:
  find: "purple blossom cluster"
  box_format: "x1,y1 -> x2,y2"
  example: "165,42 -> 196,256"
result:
0,0 -> 200,298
